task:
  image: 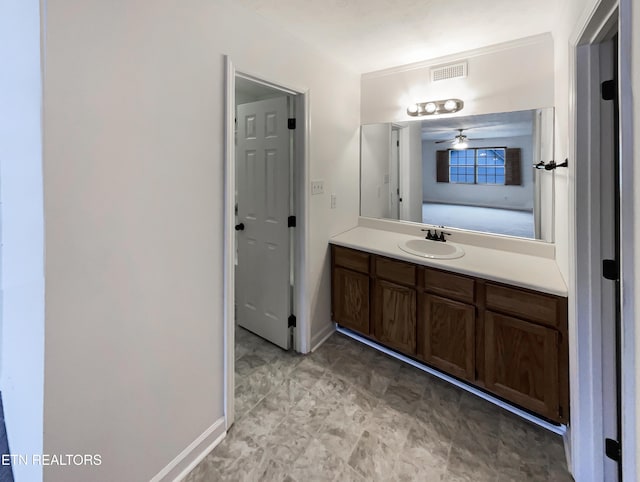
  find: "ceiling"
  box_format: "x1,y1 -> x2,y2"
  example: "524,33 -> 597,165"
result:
420,109 -> 535,142
233,0 -> 559,73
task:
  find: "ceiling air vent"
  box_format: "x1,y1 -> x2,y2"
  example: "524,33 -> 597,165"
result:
430,61 -> 468,82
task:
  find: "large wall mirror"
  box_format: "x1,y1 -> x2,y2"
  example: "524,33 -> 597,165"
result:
360,108 -> 555,242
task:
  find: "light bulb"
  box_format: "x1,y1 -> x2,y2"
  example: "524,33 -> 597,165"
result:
425,102 -> 437,114
444,99 -> 458,112
407,104 -> 419,115
453,141 -> 468,150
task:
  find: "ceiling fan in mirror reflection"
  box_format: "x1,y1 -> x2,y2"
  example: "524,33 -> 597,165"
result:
434,128 -> 487,150
407,98 -> 464,117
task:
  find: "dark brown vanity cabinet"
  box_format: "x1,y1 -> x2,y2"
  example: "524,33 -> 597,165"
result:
483,282 -> 568,421
418,268 -> 476,381
330,244 -> 569,424
333,267 -> 370,335
485,311 -> 559,419
331,247 -> 371,335
373,257 -> 417,355
420,294 -> 475,381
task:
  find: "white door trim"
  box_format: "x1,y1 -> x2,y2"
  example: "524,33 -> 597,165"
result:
617,0 -> 637,478
571,1 -> 637,480
223,57 -> 310,429
223,57 -> 236,430
392,123 -> 410,222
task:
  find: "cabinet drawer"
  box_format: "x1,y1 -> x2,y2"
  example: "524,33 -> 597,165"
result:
375,257 -> 416,286
423,268 -> 475,303
333,245 -> 370,274
485,283 -> 560,329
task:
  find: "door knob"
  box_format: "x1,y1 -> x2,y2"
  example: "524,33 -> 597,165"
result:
235,223 -> 245,231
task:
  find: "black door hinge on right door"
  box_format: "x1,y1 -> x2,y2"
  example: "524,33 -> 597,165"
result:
605,438 -> 621,462
601,80 -> 616,101
602,259 -> 619,280
288,315 -> 296,328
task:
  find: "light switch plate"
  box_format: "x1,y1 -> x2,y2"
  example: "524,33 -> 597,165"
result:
330,194 -> 337,209
311,180 -> 324,195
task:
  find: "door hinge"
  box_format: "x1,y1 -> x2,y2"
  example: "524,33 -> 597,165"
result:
288,118 -> 296,130
605,438 -> 621,462
602,259 -> 619,281
288,314 -> 296,328
601,80 -> 616,101
288,215 -> 296,228
396,140 -> 399,147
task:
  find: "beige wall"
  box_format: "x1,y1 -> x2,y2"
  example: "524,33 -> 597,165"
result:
361,34 -> 554,125
550,0 -> 595,282
42,1 -> 360,480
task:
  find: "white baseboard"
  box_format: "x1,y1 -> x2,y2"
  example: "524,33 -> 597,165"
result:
337,326 -> 567,436
310,322 -> 336,352
562,428 -> 573,477
150,416 -> 226,482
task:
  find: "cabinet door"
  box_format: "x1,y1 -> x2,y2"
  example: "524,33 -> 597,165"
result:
420,294 -> 475,381
485,311 -> 559,420
373,280 -> 416,354
332,267 -> 370,334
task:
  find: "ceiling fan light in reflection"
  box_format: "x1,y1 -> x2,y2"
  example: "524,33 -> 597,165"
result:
453,139 -> 468,150
407,98 -> 463,117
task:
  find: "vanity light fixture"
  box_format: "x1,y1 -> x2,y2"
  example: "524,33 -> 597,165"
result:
407,98 -> 464,117
444,99 -> 458,111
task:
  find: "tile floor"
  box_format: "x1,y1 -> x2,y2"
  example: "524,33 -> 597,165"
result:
185,327 -> 573,481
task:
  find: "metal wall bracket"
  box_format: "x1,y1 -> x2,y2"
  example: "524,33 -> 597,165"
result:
534,159 -> 569,170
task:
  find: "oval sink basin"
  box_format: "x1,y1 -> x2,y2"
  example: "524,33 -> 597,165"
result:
398,239 -> 465,259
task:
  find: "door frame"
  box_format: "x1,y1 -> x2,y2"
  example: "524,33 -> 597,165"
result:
223,57 -> 310,428
392,123 -> 411,222
571,0 -> 636,480
389,125 -> 400,219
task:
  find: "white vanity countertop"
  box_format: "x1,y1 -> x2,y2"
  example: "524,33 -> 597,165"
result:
330,226 -> 568,297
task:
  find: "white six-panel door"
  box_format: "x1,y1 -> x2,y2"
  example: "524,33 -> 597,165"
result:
236,96 -> 291,349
